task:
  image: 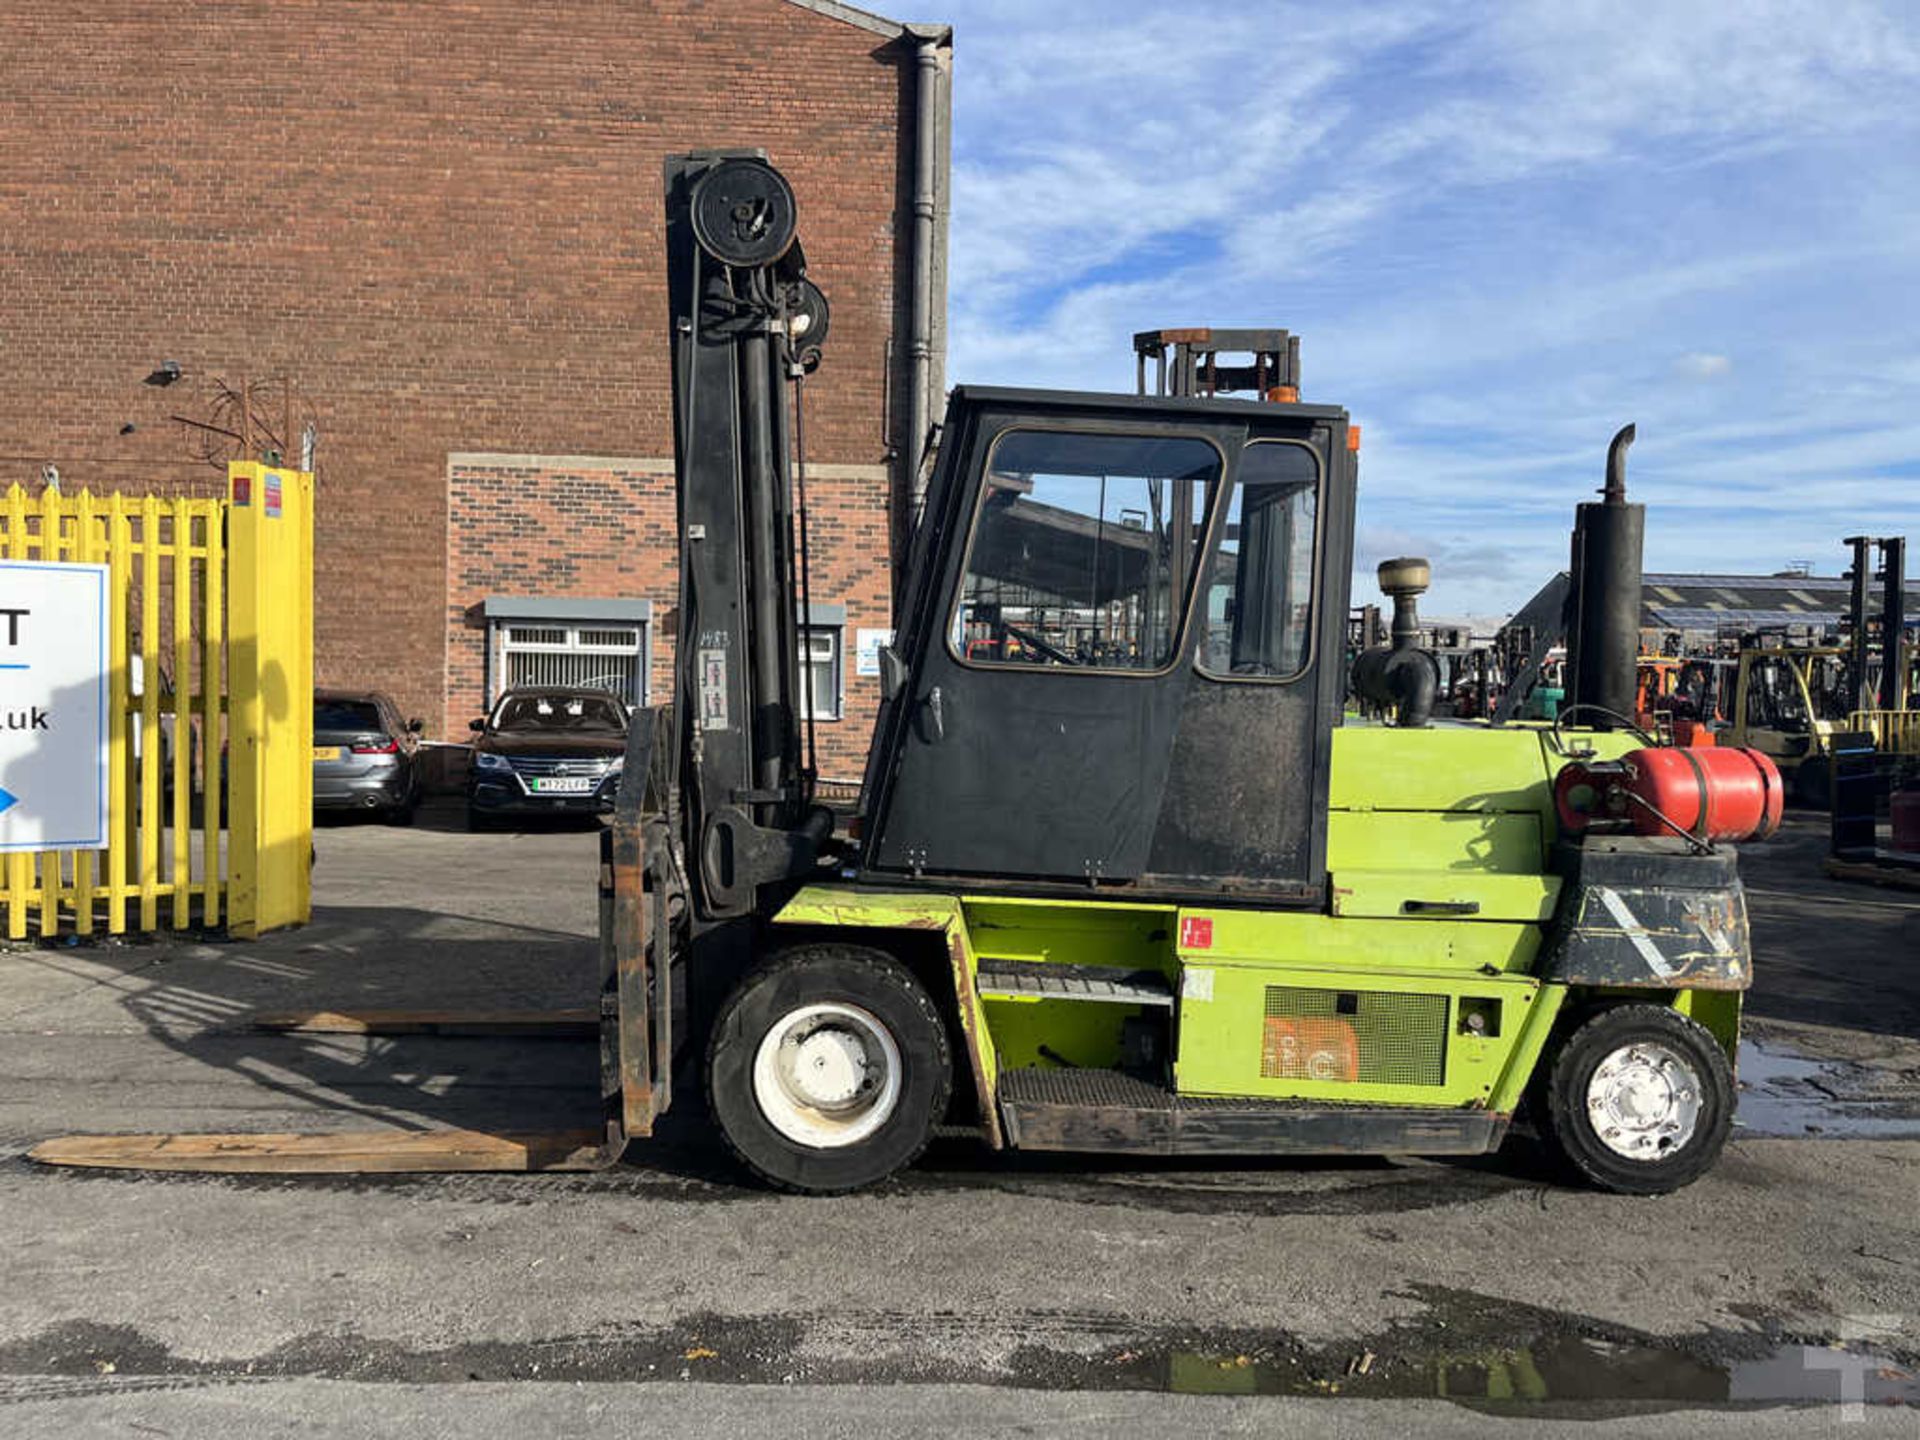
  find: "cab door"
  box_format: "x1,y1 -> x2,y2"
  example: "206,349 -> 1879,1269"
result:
864,403 -> 1232,884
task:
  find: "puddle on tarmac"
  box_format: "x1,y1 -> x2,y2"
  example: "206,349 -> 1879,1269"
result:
1163,1333 -> 1920,1407
7,1298 -> 1917,1411
1735,1038 -> 1920,1140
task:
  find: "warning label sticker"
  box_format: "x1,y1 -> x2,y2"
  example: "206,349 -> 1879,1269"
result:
699,649 -> 729,731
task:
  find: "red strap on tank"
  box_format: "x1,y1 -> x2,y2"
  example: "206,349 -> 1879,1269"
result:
1742,745 -> 1783,840
1673,744 -> 1711,837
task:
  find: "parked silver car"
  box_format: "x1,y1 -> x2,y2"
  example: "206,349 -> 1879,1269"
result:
314,689 -> 422,822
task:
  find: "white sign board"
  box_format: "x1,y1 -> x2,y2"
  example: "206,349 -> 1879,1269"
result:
854,627 -> 894,678
0,561 -> 110,851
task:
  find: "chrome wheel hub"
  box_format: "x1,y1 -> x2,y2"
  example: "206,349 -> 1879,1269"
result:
1586,1041 -> 1703,1161
751,1001 -> 902,1149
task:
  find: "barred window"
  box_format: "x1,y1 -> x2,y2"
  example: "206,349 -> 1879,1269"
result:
492,620 -> 648,707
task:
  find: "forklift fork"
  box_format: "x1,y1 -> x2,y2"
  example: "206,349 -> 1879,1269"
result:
597,802 -> 680,1148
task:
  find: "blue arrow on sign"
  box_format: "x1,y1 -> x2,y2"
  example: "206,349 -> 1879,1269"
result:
0,788 -> 16,815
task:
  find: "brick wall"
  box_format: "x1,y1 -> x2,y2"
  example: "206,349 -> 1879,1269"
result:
448,453 -> 891,779
0,0 -> 920,740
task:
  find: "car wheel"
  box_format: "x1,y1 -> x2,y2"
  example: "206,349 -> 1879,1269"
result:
464,804 -> 490,833
707,944 -> 951,1194
1541,1004 -> 1734,1196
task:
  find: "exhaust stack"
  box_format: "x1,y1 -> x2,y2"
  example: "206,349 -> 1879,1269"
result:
1566,424 -> 1645,727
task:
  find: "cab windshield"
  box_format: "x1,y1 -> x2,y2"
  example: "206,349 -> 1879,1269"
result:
491,693 -> 627,733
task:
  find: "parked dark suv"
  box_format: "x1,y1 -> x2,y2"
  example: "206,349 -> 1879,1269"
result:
466,687 -> 629,830
314,690 -> 423,822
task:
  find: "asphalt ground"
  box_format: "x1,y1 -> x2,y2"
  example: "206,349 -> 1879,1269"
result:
1,804 -> 1916,1435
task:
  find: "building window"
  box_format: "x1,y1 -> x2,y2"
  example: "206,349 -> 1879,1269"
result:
497,622 -> 647,706
482,598 -> 654,709
800,624 -> 844,721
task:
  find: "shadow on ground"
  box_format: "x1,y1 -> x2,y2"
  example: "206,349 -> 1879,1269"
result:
1740,815 -> 1920,1040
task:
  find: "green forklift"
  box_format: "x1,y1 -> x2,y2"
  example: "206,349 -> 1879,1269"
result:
33,153 -> 1777,1197
599,154 -> 1774,1198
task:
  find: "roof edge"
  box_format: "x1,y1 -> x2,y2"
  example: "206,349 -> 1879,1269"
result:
482,596 -> 654,623
782,0 -> 950,41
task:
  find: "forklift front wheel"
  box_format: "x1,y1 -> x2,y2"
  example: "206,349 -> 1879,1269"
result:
1543,1004 -> 1735,1196
707,945 -> 951,1194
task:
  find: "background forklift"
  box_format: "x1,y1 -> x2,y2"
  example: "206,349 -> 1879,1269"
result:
1727,644 -> 1852,806
1728,541 -> 1913,807
36,153 -> 1784,1197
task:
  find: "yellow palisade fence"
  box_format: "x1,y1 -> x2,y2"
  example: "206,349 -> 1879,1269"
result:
0,465 -> 312,938
1850,708 -> 1920,757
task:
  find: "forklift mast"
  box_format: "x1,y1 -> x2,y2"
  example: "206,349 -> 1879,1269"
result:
599,153 -> 842,1142
660,152 -> 836,919
1133,327 -> 1302,402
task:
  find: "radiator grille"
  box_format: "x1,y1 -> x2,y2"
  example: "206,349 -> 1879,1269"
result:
1260,986 -> 1448,1087
507,755 -> 614,778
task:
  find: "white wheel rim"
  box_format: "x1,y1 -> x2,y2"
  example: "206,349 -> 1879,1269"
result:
1585,1041 -> 1704,1161
751,1001 -> 903,1149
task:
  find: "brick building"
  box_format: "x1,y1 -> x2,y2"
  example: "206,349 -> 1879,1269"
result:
0,0 -> 951,778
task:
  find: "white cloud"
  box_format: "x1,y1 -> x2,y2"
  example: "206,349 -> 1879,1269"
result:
1674,352 -> 1733,380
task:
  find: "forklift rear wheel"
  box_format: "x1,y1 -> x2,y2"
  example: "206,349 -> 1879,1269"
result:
707,945 -> 951,1194
1543,1004 -> 1734,1195
1791,756 -> 1831,810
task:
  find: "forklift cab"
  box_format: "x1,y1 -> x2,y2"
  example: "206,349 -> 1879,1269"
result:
859,387 -> 1356,903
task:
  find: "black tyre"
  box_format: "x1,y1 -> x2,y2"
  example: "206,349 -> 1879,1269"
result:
464,804 -> 490,833
1791,755 -> 1831,810
1542,1004 -> 1735,1195
706,944 -> 950,1194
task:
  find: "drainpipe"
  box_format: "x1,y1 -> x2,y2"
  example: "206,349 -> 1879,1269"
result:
905,27 -> 949,535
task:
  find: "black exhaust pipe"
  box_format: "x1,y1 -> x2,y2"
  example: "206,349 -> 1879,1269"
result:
1565,424 -> 1644,727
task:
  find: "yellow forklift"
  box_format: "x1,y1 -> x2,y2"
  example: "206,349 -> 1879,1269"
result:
1730,539 -> 1916,804
1727,645 -> 1852,806
34,153 -> 1784,1197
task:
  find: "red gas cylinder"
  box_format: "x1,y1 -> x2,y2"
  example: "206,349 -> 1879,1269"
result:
1621,746 -> 1782,842
1555,745 -> 1783,843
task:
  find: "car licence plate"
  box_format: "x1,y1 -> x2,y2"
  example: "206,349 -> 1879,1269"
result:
529,776 -> 595,794
313,746 -> 346,762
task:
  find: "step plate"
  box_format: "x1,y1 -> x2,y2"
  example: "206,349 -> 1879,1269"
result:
975,961 -> 1174,1008
996,1067 -> 1505,1157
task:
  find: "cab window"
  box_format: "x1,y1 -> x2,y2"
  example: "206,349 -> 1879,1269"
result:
1196,440 -> 1319,680
952,429 -> 1220,671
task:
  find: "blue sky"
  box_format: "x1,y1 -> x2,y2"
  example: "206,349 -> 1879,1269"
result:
932,0 -> 1920,618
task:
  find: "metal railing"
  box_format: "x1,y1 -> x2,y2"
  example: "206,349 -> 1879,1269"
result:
1849,709 -> 1920,756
